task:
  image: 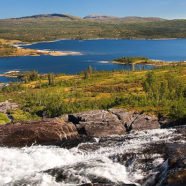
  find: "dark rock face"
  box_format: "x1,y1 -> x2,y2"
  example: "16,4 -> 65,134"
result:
0,120 -> 79,147
162,143 -> 186,186
160,116 -> 186,128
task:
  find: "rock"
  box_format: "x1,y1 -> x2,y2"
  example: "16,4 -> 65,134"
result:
162,143 -> 186,186
44,163 -> 137,186
69,109 -> 160,137
129,114 -> 160,131
69,110 -> 126,137
109,109 -> 135,124
109,109 -> 160,131
160,116 -> 186,128
0,120 -> 79,147
0,100 -> 18,113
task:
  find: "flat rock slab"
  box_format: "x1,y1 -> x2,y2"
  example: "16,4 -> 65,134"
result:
0,120 -> 79,147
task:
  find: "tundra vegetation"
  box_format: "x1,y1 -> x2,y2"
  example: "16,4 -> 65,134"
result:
0,16 -> 186,42
0,65 -> 185,123
0,41 -> 17,56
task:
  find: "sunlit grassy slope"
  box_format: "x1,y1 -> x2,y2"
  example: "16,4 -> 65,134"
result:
0,65 -> 185,122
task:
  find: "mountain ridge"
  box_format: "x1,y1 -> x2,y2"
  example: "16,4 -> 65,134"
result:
83,15 -> 166,22
2,13 -> 167,22
11,13 -> 81,20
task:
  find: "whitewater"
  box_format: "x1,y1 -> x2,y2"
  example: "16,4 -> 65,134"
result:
0,128 -> 185,186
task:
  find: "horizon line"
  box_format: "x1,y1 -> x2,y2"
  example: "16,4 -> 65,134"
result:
0,13 -> 186,20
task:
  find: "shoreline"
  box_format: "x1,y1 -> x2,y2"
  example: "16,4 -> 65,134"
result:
17,37 -> 182,46
112,59 -> 186,67
0,39 -> 83,57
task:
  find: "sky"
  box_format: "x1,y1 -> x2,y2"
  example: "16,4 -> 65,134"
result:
0,0 -> 186,19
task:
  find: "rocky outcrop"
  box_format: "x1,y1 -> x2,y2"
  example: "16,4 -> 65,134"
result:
0,100 -> 18,113
69,110 -> 126,137
109,109 -> 160,131
0,109 -> 162,147
0,119 -> 79,147
69,109 -> 160,137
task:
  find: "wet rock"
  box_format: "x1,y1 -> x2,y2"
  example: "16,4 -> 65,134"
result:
45,161 -> 138,186
69,110 -> 126,137
159,117 -> 186,128
162,143 -> 186,186
0,119 -> 79,147
0,100 -> 18,113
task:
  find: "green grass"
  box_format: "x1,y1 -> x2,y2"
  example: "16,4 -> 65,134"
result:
0,65 -> 185,122
0,113 -> 10,125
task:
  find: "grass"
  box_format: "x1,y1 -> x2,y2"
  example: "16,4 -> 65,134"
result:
0,65 -> 185,122
0,113 -> 10,125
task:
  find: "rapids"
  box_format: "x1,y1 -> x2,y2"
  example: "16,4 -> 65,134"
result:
0,128 -> 185,186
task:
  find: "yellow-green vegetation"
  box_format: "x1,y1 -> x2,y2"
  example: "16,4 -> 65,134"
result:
0,41 -> 17,56
0,65 -> 186,121
114,56 -> 186,67
10,109 -> 40,122
114,57 -> 149,64
0,113 -> 10,125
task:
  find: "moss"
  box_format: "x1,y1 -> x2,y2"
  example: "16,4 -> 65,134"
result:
10,109 -> 40,122
0,113 -> 10,125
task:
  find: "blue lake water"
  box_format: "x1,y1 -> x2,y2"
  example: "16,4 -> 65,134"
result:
0,39 -> 186,82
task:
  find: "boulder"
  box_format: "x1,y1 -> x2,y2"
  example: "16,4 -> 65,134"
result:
129,114 -> 160,131
0,100 -> 18,113
69,110 -> 126,137
0,119 -> 79,147
162,143 -> 186,186
109,109 -> 160,131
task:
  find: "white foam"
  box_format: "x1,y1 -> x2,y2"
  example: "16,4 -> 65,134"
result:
99,60 -> 110,64
0,128 -> 180,185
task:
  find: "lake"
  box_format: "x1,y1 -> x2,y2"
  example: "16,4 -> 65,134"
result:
0,39 -> 186,82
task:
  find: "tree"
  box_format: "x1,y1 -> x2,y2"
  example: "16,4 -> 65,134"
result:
48,73 -> 55,86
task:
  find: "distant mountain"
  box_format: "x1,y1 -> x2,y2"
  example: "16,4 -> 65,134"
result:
84,15 -> 118,20
1,13 -> 185,42
12,14 -> 80,20
9,14 -> 166,23
83,15 -> 166,22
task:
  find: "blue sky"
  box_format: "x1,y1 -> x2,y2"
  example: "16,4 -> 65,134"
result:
0,0 -> 186,19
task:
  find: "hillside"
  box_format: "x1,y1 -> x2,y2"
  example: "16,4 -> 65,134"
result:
13,13 -> 81,20
0,14 -> 186,42
0,65 -> 185,123
83,15 -> 165,23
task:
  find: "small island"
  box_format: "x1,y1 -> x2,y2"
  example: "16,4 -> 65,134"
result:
113,56 -> 186,67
